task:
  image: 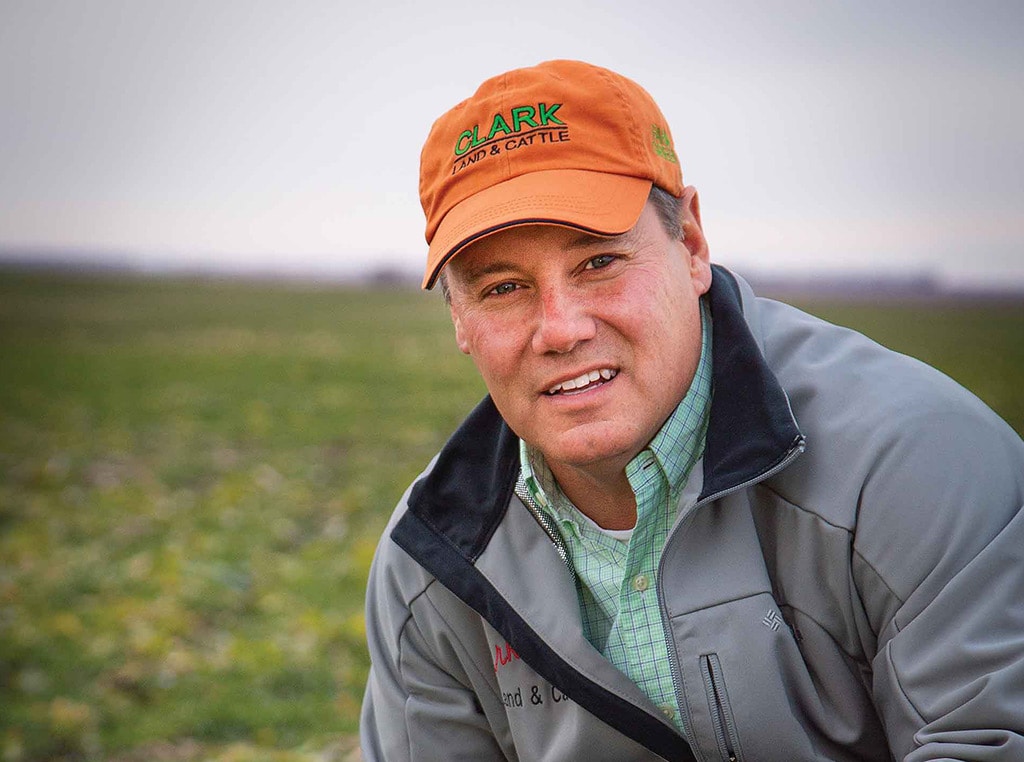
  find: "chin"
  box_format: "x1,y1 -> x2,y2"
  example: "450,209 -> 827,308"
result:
539,427 -> 640,470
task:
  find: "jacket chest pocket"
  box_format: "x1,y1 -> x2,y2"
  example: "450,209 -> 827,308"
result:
700,653 -> 742,762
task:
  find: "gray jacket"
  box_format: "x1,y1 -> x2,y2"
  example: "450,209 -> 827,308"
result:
361,268 -> 1024,761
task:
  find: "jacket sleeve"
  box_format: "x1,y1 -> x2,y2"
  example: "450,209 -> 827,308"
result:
855,407 -> 1024,760
360,533 -> 507,761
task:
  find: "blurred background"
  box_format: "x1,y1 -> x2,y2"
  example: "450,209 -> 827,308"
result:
1,1 -> 1022,760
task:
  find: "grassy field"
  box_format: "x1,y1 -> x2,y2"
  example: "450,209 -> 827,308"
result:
1,269 -> 1022,761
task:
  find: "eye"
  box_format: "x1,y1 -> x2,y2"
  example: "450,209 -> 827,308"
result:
489,281 -> 519,296
584,254 -> 616,270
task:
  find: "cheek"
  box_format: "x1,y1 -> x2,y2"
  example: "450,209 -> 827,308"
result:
611,286 -> 700,374
460,320 -> 521,383
602,281 -> 680,337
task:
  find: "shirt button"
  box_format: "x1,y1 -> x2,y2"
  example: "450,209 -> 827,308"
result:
660,704 -> 676,720
632,574 -> 650,592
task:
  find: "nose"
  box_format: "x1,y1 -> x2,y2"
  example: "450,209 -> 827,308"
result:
531,285 -> 596,354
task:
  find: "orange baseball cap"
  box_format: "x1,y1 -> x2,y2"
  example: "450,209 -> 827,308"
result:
418,59 -> 684,289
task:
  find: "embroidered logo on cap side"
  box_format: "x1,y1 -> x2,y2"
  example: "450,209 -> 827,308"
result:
651,124 -> 678,164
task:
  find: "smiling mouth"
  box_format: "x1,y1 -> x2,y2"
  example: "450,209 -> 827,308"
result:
546,368 -> 618,396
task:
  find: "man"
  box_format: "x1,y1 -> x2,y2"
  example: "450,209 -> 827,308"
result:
360,60 -> 1024,761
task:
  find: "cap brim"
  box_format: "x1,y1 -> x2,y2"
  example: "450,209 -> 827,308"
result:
422,169 -> 653,289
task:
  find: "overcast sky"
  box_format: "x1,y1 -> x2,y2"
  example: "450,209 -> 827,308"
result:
2,0 -> 1022,286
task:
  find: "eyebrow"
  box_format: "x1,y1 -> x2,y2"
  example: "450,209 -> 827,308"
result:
458,259 -> 520,282
563,227 -> 639,250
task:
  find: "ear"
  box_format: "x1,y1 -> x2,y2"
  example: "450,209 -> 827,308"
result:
449,302 -> 472,355
678,185 -> 712,296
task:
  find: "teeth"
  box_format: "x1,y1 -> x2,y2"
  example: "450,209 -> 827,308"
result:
548,369 -> 617,395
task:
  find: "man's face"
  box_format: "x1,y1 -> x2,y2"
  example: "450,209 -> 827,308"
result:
446,193 -> 712,479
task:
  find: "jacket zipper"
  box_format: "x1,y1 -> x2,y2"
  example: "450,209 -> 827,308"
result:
701,654 -> 740,762
657,497 -> 703,752
514,474 -> 575,577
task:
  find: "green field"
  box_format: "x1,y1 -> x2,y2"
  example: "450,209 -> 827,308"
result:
1,269 -> 1022,761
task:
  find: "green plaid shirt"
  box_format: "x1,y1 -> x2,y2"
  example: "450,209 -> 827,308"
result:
520,299 -> 712,730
